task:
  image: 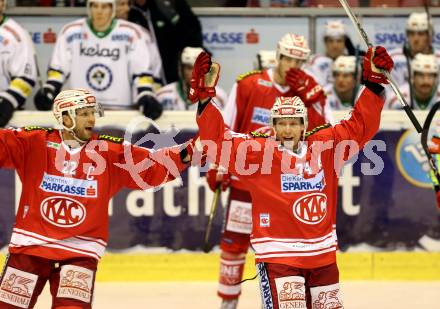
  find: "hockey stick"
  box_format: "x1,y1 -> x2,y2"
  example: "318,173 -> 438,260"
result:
338,0 -> 423,133
420,101 -> 440,194
203,187 -> 221,253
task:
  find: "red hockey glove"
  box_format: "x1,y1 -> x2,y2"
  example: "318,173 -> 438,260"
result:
206,165 -> 231,192
429,135 -> 440,154
285,68 -> 325,107
188,51 -> 221,103
363,46 -> 394,84
180,135 -> 206,165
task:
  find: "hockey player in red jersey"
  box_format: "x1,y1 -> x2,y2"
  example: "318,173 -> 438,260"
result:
207,33 -> 332,309
0,88 -> 195,309
189,45 -> 393,308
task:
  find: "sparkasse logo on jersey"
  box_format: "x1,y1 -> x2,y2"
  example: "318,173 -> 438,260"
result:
292,193 -> 327,225
40,173 -> 97,198
281,170 -> 325,193
40,196 -> 86,228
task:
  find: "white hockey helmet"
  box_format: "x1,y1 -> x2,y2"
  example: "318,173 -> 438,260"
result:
270,96 -> 308,140
87,0 -> 116,20
406,12 -> 432,32
181,47 -> 204,66
332,55 -> 356,74
276,34 -> 311,61
411,53 -> 439,75
53,88 -> 104,133
325,20 -> 346,38
255,50 -> 277,70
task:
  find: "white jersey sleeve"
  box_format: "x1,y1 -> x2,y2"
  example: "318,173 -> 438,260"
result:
139,25 -> 164,90
126,21 -> 155,99
222,82 -> 238,129
0,18 -> 37,107
46,19 -> 77,91
305,54 -> 333,88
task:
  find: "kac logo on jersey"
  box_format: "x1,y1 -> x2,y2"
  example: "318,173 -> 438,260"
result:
259,213 -> 270,227
281,170 -> 325,192
40,196 -> 86,227
86,63 -> 113,91
40,173 -> 97,198
292,193 -> 327,225
251,107 -> 271,126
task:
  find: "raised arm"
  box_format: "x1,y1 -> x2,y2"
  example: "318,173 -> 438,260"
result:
330,46 -> 393,148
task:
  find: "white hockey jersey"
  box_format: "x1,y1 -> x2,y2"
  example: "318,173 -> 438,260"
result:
385,83 -> 440,110
157,81 -> 227,111
0,17 -> 37,108
47,18 -> 156,109
306,54 -> 334,88
389,46 -> 440,87
324,83 -> 359,111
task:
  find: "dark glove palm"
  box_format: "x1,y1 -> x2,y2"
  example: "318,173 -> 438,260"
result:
139,95 -> 163,120
0,97 -> 14,127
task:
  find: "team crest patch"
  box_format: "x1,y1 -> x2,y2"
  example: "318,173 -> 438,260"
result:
275,276 -> 306,308
57,265 -> 94,303
0,267 -> 38,308
311,283 -> 343,309
86,63 -> 113,91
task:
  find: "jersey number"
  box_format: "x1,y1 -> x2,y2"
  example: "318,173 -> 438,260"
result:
62,161 -> 78,175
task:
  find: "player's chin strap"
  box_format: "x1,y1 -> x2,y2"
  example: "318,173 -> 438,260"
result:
62,115 -> 88,146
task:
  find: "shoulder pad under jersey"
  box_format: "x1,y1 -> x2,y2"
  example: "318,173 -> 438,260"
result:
236,70 -> 262,82
250,131 -> 269,138
305,123 -> 331,137
98,134 -> 124,144
23,126 -> 54,132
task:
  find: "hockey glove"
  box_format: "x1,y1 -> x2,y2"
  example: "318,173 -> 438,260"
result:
139,94 -> 163,120
363,46 -> 394,84
206,165 -> 231,192
285,68 -> 325,107
188,51 -> 220,103
429,135 -> 440,154
0,96 -> 14,127
34,86 -> 56,111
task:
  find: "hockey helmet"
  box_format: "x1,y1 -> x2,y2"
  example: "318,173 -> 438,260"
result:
276,34 -> 310,61
87,0 -> 116,20
255,50 -> 277,70
181,47 -> 204,66
270,96 -> 308,140
325,20 -> 346,38
406,12 -> 432,32
53,88 -> 104,132
332,55 -> 356,74
411,53 -> 439,75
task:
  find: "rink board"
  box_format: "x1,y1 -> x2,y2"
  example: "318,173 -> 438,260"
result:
1,252 -> 439,282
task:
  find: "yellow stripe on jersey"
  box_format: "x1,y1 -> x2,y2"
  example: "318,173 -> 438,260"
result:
236,70 -> 261,82
10,78 -> 33,97
137,76 -> 154,87
48,70 -> 63,82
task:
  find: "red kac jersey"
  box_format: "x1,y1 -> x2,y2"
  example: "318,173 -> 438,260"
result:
198,86 -> 384,268
0,127 -> 188,261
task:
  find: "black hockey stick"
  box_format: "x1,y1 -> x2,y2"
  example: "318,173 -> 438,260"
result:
338,0 -> 422,133
203,187 -> 221,253
421,101 -> 440,193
